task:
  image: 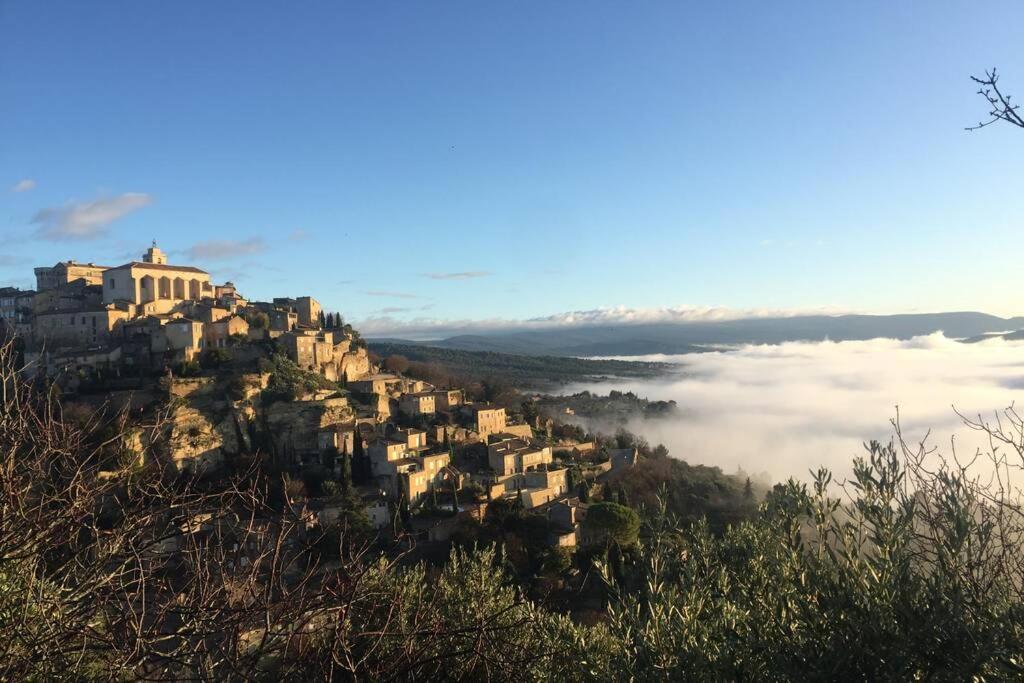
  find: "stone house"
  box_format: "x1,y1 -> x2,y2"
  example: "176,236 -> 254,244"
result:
394,427 -> 429,450
399,452 -> 453,505
368,438 -> 410,476
317,423 -> 356,455
34,261 -> 110,291
281,329 -> 337,375
26,345 -> 124,378
0,287 -> 34,326
205,315 -> 249,349
430,388 -> 464,410
162,318 -> 205,360
487,436 -> 553,476
468,404 -> 507,438
501,424 -> 533,439
188,303 -> 232,324
349,373 -> 402,396
268,308 -> 298,334
31,280 -> 103,314
33,307 -> 130,348
398,392 -> 436,416
272,296 -> 321,328
524,467 -> 568,495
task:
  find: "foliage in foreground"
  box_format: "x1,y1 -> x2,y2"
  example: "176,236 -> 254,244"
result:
3,336 -> 1024,679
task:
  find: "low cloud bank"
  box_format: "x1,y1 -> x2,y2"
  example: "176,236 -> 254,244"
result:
558,333 -> 1024,483
358,304 -> 852,338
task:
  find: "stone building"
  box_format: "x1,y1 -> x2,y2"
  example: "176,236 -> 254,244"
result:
205,315 -> 249,349
430,389 -> 464,410
0,287 -> 34,325
32,281 -> 103,314
399,452 -> 452,505
272,296 -> 321,328
102,243 -> 213,314
281,329 -> 338,375
33,307 -> 130,348
34,261 -> 109,291
161,318 -> 205,360
469,404 -> 507,438
487,435 -> 552,476
368,438 -> 411,476
349,373 -> 402,396
398,392 -> 436,416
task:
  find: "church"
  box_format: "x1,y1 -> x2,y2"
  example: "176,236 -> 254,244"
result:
102,242 -> 214,315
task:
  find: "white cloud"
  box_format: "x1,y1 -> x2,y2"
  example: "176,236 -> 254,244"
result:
559,333 -> 1024,482
355,304 -> 852,338
424,271 -> 492,280
184,237 -> 266,261
32,193 -> 153,240
11,179 -> 36,193
363,290 -> 427,300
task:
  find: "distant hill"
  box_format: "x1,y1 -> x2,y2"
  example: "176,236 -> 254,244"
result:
367,341 -> 671,388
962,329 -> 1024,344
370,312 -> 1024,357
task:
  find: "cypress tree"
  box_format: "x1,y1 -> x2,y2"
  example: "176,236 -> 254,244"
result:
351,435 -> 367,484
451,479 -> 459,513
340,452 -> 352,493
399,494 -> 411,530
578,482 -> 590,503
318,310 -> 326,328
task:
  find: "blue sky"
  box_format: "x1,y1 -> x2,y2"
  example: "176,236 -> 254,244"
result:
2,1 -> 1022,335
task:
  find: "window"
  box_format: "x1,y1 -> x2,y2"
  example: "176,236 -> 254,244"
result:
109,278 -> 116,288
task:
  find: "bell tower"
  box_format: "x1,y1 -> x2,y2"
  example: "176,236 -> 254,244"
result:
142,239 -> 168,265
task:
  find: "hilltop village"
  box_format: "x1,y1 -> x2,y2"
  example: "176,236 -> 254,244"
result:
0,244 -> 649,554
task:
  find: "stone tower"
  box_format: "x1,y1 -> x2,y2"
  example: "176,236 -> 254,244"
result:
142,240 -> 168,265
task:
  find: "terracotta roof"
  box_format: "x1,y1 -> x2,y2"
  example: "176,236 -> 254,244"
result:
109,261 -> 209,274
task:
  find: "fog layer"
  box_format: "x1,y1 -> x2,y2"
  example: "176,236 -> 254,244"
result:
562,333 -> 1024,482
